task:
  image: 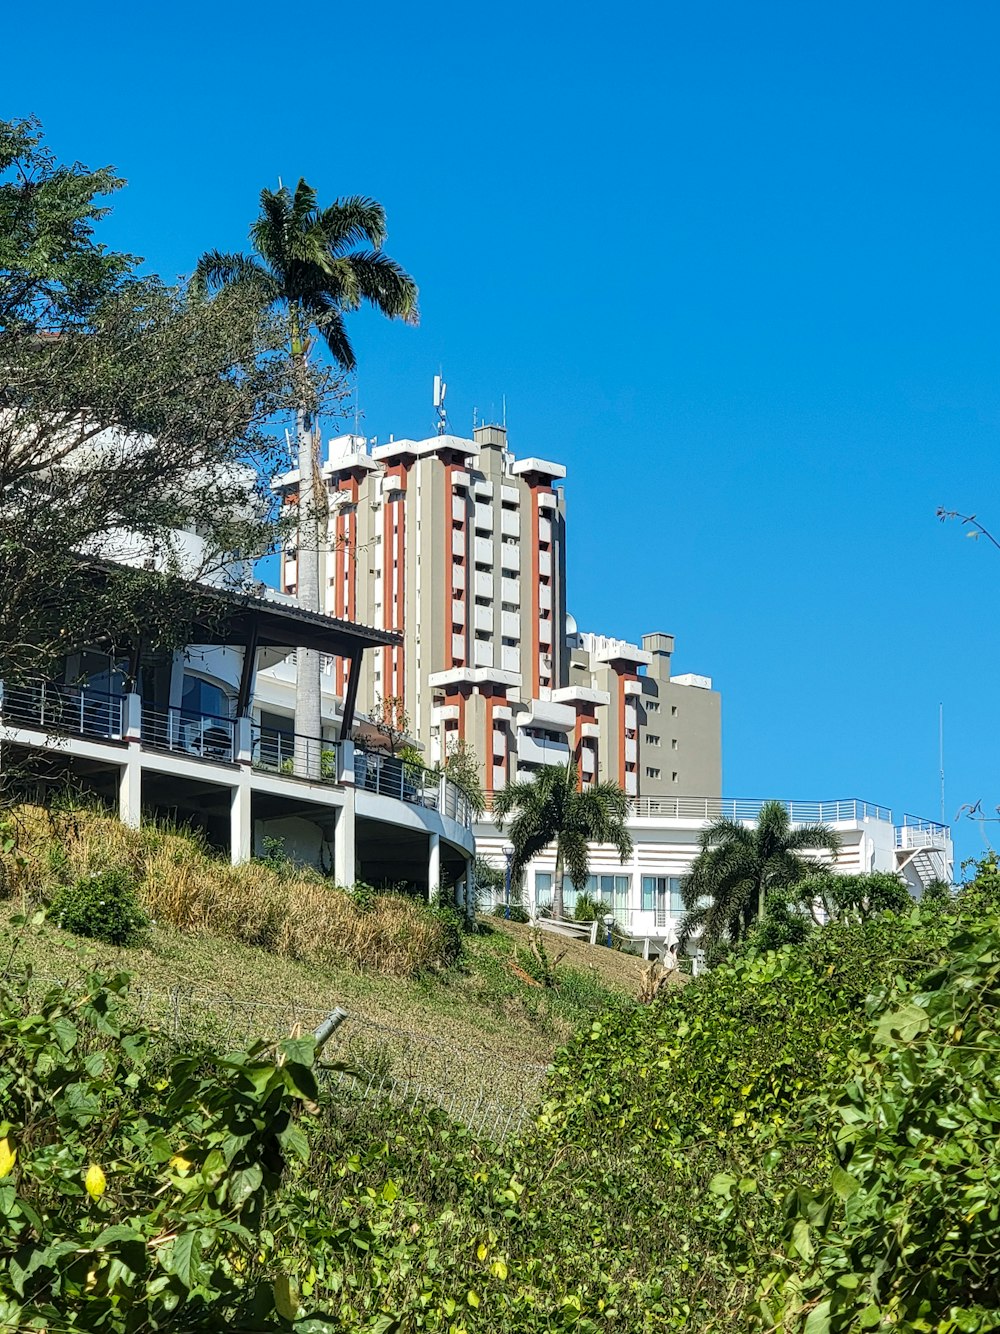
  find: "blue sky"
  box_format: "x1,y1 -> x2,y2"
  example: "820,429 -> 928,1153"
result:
7,1 -> 999,864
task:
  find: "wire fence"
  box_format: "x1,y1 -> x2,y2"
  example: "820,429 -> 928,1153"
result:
31,974 -> 547,1142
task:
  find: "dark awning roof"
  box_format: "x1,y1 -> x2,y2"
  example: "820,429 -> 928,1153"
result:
190,584 -> 400,655
82,557 -> 400,656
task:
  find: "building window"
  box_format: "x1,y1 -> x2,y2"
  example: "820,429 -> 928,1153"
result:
535,871 -> 552,909
641,876 -> 683,914
646,734 -> 660,746
671,738 -> 678,750
647,700 -> 660,713
671,705 -> 677,716
672,771 -> 678,783
646,766 -> 660,779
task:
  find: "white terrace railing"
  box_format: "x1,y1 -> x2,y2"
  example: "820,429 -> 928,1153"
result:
895,815 -> 950,849
627,797 -> 894,825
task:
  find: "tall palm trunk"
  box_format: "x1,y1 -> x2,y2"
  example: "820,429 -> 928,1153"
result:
552,841 -> 566,921
291,339 -> 322,780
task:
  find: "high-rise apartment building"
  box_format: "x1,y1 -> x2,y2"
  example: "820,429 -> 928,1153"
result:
270,422 -> 721,796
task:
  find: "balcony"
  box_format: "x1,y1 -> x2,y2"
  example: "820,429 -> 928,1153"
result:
452,597 -> 465,627
538,549 -> 552,577
0,681 -> 474,836
501,576 -> 520,605
538,582 -> 552,611
474,603 -> 493,633
0,680 -> 124,742
501,509 -> 520,538
451,495 -> 466,522
474,502 -> 494,531
516,732 -> 571,767
475,569 -> 494,599
474,536 -> 494,566
501,610 -> 520,638
538,515 -> 552,544
452,530 -> 466,557
501,645 -> 520,673
499,543 -> 520,574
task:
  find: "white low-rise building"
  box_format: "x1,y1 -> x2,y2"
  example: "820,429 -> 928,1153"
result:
474,796 -> 953,949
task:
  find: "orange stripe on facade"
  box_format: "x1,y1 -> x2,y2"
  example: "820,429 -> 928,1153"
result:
530,487 -> 540,695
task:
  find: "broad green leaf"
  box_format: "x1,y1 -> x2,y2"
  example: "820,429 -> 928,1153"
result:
803,1300 -> 831,1334
873,1002 -> 929,1045
167,1231 -> 201,1290
831,1165 -> 860,1201
273,1274 -> 298,1320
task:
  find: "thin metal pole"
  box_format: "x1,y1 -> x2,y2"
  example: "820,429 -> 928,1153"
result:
939,702 -> 946,825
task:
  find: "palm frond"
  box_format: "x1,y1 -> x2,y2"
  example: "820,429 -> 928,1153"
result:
190,251 -> 275,301
318,196 -> 388,254
340,251 -> 419,321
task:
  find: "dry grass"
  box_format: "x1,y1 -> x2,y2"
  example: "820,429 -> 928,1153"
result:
2,803 -> 453,978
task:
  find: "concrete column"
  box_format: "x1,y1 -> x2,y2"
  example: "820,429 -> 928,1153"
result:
230,774 -> 252,865
123,693 -> 143,742
333,789 -> 356,886
428,832 -> 441,898
235,716 -> 254,766
119,749 -> 142,828
337,739 -> 356,785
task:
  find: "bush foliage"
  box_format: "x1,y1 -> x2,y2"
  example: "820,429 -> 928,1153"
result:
4,853 -> 1000,1331
47,867 -> 147,945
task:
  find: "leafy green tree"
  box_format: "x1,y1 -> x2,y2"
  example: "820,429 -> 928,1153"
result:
0,117 -> 294,697
193,182 -> 417,768
492,763 -> 632,920
790,870 -> 911,925
680,799 -> 840,949
439,737 -> 486,818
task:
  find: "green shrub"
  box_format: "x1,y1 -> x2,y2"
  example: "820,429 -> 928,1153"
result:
572,891 -> 603,922
492,902 -> 530,923
47,867 -> 147,945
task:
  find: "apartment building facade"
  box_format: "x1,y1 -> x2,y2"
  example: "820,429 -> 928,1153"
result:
269,424 -> 722,796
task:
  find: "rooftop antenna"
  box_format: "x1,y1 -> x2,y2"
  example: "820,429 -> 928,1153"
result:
353,372 -> 361,437
939,702 -> 946,824
433,372 -> 448,435
472,405 -> 478,431
502,394 -> 507,430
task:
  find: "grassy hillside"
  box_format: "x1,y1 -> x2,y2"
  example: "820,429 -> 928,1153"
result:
0,802 -> 653,1122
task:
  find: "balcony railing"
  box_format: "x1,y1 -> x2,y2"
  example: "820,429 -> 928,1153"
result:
0,681 -> 124,741
252,727 -> 340,783
355,747 -> 472,827
1,680 -> 473,831
142,706 -> 236,764
628,797 -> 894,824
481,794 -> 896,824
895,815 -> 950,850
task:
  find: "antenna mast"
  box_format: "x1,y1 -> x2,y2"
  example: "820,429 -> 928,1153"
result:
433,373 -> 448,435
939,702 -> 946,824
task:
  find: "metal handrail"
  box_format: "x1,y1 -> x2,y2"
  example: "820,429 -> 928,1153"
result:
0,680 -> 125,741
482,794 -> 895,825
353,745 -> 472,829
252,726 -> 339,783
142,705 -> 235,764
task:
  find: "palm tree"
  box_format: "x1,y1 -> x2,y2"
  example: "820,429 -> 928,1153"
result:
193,182 -> 417,771
492,764 -> 633,920
679,800 -> 841,950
